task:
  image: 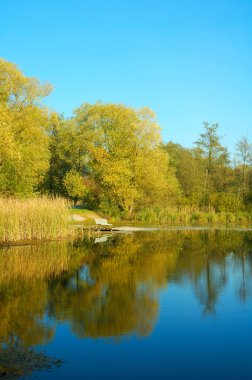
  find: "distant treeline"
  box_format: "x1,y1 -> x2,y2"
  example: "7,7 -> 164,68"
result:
0,59 -> 251,220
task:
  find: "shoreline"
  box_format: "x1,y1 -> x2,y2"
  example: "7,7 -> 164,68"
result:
1,225 -> 252,247
112,226 -> 252,232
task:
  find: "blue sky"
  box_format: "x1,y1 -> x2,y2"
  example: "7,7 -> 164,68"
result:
1,0 -> 252,152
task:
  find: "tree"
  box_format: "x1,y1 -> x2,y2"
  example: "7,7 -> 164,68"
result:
0,59 -> 52,195
164,142 -> 205,205
235,137 -> 252,202
72,103 -> 179,217
194,122 -> 229,209
63,169 -> 88,204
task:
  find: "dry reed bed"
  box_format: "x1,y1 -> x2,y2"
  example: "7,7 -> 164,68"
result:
0,198 -> 70,243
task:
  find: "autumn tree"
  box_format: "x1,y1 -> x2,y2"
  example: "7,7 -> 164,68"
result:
72,103 -> 179,216
63,169 -> 88,204
0,59 -> 53,195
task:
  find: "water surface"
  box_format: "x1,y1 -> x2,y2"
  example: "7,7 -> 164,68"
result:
1,230 -> 252,379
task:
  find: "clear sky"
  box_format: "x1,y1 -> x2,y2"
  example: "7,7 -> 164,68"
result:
1,0 -> 252,152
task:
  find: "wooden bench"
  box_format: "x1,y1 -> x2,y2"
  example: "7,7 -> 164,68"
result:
94,218 -> 113,231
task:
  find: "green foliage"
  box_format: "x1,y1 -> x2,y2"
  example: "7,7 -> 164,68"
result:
63,170 -> 88,204
136,208 -> 159,223
194,122 -> 228,166
164,142 -> 205,198
194,122 -> 230,200
235,137 -> 252,202
209,193 -> 243,213
62,103 -> 180,217
134,207 -> 251,227
0,59 -> 252,224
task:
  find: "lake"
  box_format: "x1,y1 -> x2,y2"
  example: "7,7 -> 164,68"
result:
0,229 -> 252,379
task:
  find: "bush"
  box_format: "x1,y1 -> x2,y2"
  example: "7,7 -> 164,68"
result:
135,209 -> 158,223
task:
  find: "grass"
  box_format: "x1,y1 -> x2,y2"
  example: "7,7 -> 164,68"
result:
1,198 -> 250,244
69,207 -> 101,219
134,208 -> 252,227
0,197 -> 70,243
69,207 -> 102,225
69,206 -> 252,229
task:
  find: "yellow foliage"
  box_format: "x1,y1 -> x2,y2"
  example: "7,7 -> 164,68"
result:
0,59 -> 52,195
74,103 -> 180,216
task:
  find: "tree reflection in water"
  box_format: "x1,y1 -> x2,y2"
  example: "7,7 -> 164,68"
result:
0,230 -> 252,350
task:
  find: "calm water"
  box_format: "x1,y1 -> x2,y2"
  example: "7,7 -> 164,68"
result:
1,230 -> 252,379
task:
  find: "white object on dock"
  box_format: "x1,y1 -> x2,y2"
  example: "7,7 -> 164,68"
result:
94,218 -> 113,231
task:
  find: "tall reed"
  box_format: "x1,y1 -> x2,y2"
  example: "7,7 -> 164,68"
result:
0,197 -> 70,243
135,207 -> 252,227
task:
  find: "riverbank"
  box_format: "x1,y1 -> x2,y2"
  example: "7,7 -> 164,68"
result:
112,226 -> 252,232
71,208 -> 252,230
1,200 -> 252,244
